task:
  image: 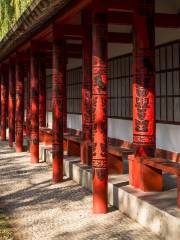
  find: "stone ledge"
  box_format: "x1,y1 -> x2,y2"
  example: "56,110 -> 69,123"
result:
63,156 -> 180,240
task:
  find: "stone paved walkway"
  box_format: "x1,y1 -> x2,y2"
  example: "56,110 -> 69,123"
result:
0,142 -> 160,240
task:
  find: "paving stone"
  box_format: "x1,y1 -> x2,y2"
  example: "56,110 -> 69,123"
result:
0,142 -> 160,240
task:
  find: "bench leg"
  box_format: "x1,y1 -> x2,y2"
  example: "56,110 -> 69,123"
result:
63,139 -> 67,153
141,164 -> 163,192
80,140 -> 92,165
128,155 -> 163,191
177,176 -> 180,208
128,155 -> 142,189
67,140 -> 80,156
108,153 -> 123,174
67,140 -> 71,156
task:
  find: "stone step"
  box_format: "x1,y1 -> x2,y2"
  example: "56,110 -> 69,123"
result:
62,156 -> 180,240
39,144 -> 180,239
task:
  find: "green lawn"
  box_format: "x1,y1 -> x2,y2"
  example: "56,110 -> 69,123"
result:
0,209 -> 14,240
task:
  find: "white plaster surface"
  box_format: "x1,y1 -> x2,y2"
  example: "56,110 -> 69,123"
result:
67,114 -> 82,131
66,114 -> 180,154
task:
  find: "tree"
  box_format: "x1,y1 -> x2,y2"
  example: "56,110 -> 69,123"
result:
0,0 -> 32,40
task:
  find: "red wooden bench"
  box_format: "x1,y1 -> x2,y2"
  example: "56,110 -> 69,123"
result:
56,134 -> 134,174
64,135 -> 82,156
140,157 -> 180,208
39,128 -> 134,174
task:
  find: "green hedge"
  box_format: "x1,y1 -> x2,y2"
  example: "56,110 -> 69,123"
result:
0,0 -> 32,40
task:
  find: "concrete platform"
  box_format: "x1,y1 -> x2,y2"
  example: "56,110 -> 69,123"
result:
40,144 -> 180,240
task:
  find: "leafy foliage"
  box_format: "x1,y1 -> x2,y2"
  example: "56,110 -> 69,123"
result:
0,0 -> 32,40
0,209 -> 14,240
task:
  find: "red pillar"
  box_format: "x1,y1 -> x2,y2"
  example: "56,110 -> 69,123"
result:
26,64 -> 31,138
129,0 -> 156,189
30,51 -> 39,163
39,56 -> 46,128
52,40 -> 65,183
92,12 -> 108,214
133,0 -> 155,157
8,62 -> 15,147
63,58 -> 67,134
81,11 -> 92,165
1,67 -> 8,141
15,58 -> 24,152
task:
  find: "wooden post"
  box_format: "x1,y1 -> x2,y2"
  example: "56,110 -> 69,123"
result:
8,61 -> 15,147
81,10 -> 92,166
129,0 -> 156,189
30,51 -> 39,163
63,56 -> 67,134
39,55 -> 46,128
92,10 -> 108,214
1,66 -> 8,141
133,0 -> 155,157
26,63 -> 31,138
52,39 -> 65,183
15,57 -> 24,152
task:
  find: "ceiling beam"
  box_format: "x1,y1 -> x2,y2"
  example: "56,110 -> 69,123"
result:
108,0 -> 134,11
108,32 -> 132,43
155,13 -> 180,28
53,24 -> 84,39
108,12 -> 180,28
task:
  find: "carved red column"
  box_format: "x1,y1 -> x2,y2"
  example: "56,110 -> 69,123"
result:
1,67 -> 8,141
26,64 -> 31,138
15,58 -> 24,152
52,40 -> 65,183
30,51 -> 39,163
63,61 -> 67,134
39,56 -> 46,128
8,62 -> 15,147
129,0 -> 156,189
81,11 -> 92,165
92,11 -> 108,214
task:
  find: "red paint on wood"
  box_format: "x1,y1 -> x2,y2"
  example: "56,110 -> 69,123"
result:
63,56 -> 67,134
1,69 -> 8,141
26,64 -> 31,138
52,40 -> 65,183
92,12 -> 108,214
39,57 -> 46,128
30,52 -> 39,163
15,60 -> 24,152
108,0 -> 133,11
133,0 -> 156,158
177,176 -> 180,208
108,32 -> 132,44
108,11 -> 180,28
141,162 -> 163,192
8,63 -> 15,147
81,10 -> 92,165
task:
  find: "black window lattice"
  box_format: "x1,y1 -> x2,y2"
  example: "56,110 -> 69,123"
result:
67,41 -> 180,124
67,67 -> 82,114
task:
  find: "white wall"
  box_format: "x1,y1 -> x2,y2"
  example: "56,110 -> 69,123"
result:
46,112 -> 52,128
156,123 -> 180,153
67,114 -> 180,153
67,114 -> 82,131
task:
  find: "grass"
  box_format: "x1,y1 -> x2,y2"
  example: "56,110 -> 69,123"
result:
0,209 -> 14,240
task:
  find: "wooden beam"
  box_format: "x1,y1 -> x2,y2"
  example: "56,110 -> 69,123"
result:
108,32 -> 132,43
155,13 -> 180,28
31,31 -> 132,54
108,0 -> 134,11
108,11 -> 180,28
53,24 -> 84,39
108,12 -> 132,25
